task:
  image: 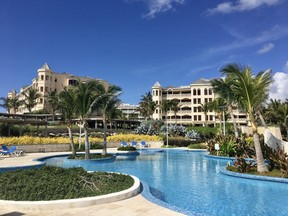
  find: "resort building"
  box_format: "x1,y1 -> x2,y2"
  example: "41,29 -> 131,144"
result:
117,103 -> 144,121
152,79 -> 247,126
7,63 -> 109,114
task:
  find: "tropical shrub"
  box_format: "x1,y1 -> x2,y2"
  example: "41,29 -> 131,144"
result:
261,143 -> 288,175
135,120 -> 163,135
230,156 -> 254,173
186,126 -> 218,139
188,143 -> 207,149
165,137 -> 201,147
207,135 -> 237,157
117,146 -> 136,151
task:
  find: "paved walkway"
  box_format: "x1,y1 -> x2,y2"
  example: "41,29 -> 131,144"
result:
0,151 -> 185,216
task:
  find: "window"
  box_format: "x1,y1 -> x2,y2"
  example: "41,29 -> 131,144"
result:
55,78 -> 57,82
156,90 -> 158,96
205,98 -> 208,103
54,89 -> 57,92
209,98 -> 212,102
68,79 -> 79,86
40,87 -> 43,92
193,107 -> 198,112
210,115 -> 213,121
198,115 -> 202,121
198,98 -> 201,104
40,98 -> 43,104
46,75 -> 49,80
41,75 -> 44,80
204,88 -> 208,95
193,98 -> 197,104
197,89 -> 201,95
156,109 -> 158,113
209,88 -> 212,95
194,115 -> 197,121
45,87 -> 48,92
193,89 -> 197,95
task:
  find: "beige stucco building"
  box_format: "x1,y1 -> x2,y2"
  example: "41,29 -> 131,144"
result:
8,63 -> 108,114
152,79 -> 247,126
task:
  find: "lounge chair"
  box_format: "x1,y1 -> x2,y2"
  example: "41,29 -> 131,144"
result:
140,141 -> 148,148
131,141 -> 137,148
121,141 -> 128,147
0,145 -> 23,156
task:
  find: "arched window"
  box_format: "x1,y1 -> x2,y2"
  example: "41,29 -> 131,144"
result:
209,88 -> 212,95
193,89 -> 196,95
204,88 -> 208,95
197,89 -> 201,95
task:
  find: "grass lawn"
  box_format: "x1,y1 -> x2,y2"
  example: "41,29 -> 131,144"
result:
0,166 -> 134,201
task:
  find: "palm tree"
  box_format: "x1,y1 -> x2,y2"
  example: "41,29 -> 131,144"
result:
160,100 -> 172,146
221,63 -> 272,172
58,87 -> 77,158
170,99 -> 180,124
199,102 -> 210,126
21,88 -> 40,113
46,90 -> 60,121
9,97 -> 22,114
0,97 -> 11,113
209,98 -> 226,133
74,79 -> 100,160
93,84 -> 122,156
138,92 -> 157,120
211,77 -> 239,138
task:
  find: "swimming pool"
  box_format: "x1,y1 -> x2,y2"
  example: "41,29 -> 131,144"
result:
43,149 -> 288,216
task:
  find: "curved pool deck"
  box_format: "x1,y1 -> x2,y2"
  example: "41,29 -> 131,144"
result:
0,149 -> 184,216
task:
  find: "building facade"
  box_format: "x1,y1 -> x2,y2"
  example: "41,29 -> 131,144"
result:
117,103 -> 143,120
152,79 -> 247,126
8,63 -> 109,114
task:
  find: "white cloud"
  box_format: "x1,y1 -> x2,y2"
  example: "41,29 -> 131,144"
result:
127,0 -> 185,19
207,0 -> 282,15
283,61 -> 288,72
257,43 -> 274,54
269,72 -> 288,101
207,25 -> 288,54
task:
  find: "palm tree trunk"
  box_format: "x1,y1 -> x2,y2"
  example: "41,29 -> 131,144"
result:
251,119 -> 267,172
102,116 -> 108,156
228,104 -> 239,139
257,110 -> 268,129
67,125 -> 76,158
83,122 -> 90,160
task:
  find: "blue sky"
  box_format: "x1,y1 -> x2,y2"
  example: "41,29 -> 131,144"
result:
1,0 -> 288,112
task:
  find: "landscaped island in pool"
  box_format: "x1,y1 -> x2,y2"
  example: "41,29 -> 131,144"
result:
43,149 -> 288,216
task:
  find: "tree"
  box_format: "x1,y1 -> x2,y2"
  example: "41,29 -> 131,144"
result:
221,63 -> 272,172
160,100 -> 172,146
211,77 -> 239,138
74,79 -> 100,160
209,98 -> 226,133
58,87 -> 77,158
21,88 -> 40,113
170,99 -> 180,124
0,97 -> 11,113
199,102 -> 210,126
138,92 -> 157,120
93,84 -> 122,156
46,90 -> 60,121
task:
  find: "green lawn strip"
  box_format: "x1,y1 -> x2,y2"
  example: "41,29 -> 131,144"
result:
188,143 -> 207,149
0,166 -> 134,201
226,166 -> 288,178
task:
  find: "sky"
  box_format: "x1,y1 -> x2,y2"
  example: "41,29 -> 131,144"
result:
1,0 -> 288,112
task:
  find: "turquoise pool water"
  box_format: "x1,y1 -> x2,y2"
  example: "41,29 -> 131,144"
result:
43,149 -> 288,216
